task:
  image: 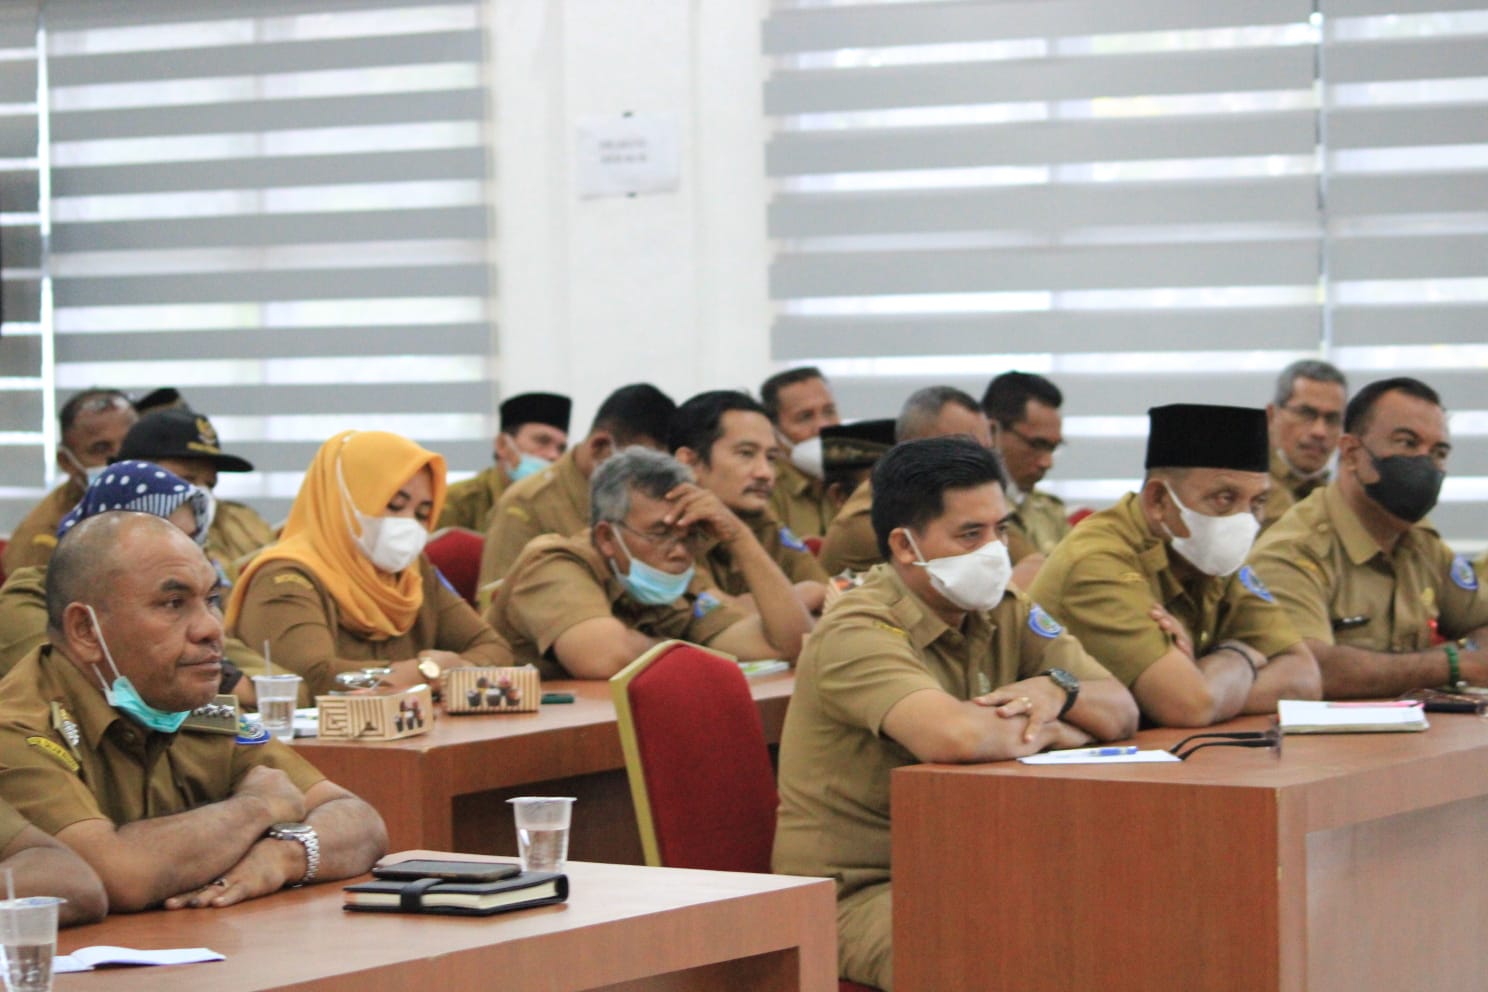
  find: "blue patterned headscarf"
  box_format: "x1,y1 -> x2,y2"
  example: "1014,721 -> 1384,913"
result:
56,460 -> 213,546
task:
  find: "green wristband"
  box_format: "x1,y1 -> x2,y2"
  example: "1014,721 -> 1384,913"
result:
1444,642 -> 1465,691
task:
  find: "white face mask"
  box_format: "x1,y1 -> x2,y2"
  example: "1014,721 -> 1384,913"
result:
60,446 -> 107,486
1161,483 -> 1258,577
788,436 -> 824,480
904,531 -> 1012,612
338,458 -> 428,573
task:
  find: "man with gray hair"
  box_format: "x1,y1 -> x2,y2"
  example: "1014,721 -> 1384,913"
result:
484,447 -> 813,679
819,386 -> 1041,575
1264,359 -> 1348,532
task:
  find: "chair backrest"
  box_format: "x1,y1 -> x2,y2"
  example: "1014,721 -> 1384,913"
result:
804,535 -> 824,557
611,640 -> 778,872
424,527 -> 485,608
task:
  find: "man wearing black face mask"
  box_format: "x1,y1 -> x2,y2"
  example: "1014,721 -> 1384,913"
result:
1249,377 -> 1488,698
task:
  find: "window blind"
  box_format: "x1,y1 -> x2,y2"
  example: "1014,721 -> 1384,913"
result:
0,1 -> 43,534
43,0 -> 494,525
765,0 -> 1488,550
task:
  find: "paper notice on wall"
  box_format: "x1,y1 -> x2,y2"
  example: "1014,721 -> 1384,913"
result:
575,113 -> 680,199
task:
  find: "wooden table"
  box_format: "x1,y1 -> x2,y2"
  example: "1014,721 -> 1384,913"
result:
893,713 -> 1488,992
55,852 -> 838,992
294,674 -> 794,862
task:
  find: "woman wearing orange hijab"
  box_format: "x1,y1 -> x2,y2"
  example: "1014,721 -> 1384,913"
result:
227,430 -> 511,697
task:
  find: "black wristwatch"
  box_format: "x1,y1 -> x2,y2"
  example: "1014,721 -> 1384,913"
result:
1041,668 -> 1079,718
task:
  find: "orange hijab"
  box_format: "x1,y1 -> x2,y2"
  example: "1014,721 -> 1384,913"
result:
227,430 -> 447,640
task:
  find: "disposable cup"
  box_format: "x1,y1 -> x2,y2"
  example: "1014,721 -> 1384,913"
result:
508,797 -> 575,873
252,674 -> 303,742
0,896 -> 63,992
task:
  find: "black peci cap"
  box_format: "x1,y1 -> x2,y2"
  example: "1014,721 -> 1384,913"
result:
1145,404 -> 1268,473
500,392 -> 572,434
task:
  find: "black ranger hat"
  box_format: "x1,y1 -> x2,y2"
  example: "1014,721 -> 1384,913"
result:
821,418 -> 897,473
116,408 -> 254,472
499,392 -> 572,434
1145,404 -> 1268,473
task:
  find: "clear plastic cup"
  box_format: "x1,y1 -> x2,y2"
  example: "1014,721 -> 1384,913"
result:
507,797 -> 575,873
251,674 -> 303,742
0,896 -> 63,992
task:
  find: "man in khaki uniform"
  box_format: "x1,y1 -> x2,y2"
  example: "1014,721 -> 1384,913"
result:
669,390 -> 828,610
3,389 -> 136,575
1261,359 -> 1348,532
1029,404 -> 1320,727
438,392 -> 572,533
1249,377 -> 1488,697
478,383 -> 675,587
982,371 -> 1071,555
820,386 -> 1037,576
762,367 -> 842,538
487,448 -> 812,680
0,799 -> 107,926
774,436 -> 1137,991
0,513 -> 386,912
115,407 -> 275,581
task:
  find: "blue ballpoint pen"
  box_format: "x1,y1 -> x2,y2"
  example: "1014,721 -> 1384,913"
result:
1050,746 -> 1139,758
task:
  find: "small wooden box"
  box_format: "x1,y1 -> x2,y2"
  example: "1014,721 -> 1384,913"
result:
443,667 -> 540,714
315,684 -> 434,741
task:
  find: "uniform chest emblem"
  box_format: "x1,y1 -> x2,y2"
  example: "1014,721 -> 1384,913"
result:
235,717 -> 271,745
779,526 -> 807,552
1028,605 -> 1063,639
1237,566 -> 1274,603
1450,555 -> 1479,592
693,591 -> 721,618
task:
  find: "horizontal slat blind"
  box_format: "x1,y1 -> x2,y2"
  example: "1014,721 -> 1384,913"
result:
0,1 -> 42,534
765,0 -> 1488,550
42,0 -> 493,526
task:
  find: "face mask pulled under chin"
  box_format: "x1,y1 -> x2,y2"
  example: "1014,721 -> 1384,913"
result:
788,436 -> 824,480
84,604 -> 190,733
61,447 -> 107,486
1361,449 -> 1444,524
337,457 -> 428,573
607,530 -> 694,606
1161,483 -> 1258,577
904,531 -> 1012,612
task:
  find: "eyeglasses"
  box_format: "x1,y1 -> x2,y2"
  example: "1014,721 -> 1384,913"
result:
1169,725 -> 1282,761
1004,426 -> 1063,455
615,521 -> 692,552
1281,404 -> 1342,430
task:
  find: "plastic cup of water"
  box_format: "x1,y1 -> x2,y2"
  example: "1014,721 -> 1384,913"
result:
508,797 -> 575,873
0,896 -> 63,992
251,674 -> 302,742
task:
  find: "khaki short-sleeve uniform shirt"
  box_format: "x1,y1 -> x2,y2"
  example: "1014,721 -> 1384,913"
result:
487,531 -> 746,681
1012,489 -> 1070,556
0,645 -> 324,836
772,565 -> 1112,900
1248,483 -> 1488,650
230,556 -> 511,697
209,500 -> 276,583
696,511 -> 828,596
1027,492 -> 1301,687
438,465 -> 508,533
2,482 -> 83,576
769,460 -> 838,539
1260,450 -> 1328,533
478,449 -> 589,587
817,480 -> 879,575
0,799 -> 31,852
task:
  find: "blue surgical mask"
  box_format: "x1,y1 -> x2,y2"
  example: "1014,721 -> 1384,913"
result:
608,530 -> 694,606
508,452 -> 551,482
85,605 -> 190,733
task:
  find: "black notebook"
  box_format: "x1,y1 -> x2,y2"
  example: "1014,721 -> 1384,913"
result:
344,871 -> 569,917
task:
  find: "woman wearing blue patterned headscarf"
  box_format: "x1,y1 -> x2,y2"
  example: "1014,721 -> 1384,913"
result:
55,460 -> 214,547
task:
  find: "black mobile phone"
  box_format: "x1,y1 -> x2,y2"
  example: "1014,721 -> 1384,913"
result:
372,860 -> 521,883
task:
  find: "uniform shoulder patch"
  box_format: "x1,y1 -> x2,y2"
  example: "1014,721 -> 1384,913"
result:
1117,571 -> 1145,583
1450,555 -> 1479,592
778,526 -> 807,552
505,505 -> 532,523
235,717 -> 271,745
1237,565 -> 1275,603
25,736 -> 79,773
1028,604 -> 1063,639
272,571 -> 314,589
693,590 -> 722,618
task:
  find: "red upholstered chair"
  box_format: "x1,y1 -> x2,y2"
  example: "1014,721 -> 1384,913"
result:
1066,507 -> 1094,528
804,535 -> 824,557
424,527 -> 484,608
611,640 -> 777,872
612,642 -> 881,992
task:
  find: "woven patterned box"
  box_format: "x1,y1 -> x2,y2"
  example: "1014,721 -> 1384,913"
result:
315,684 -> 433,741
443,667 -> 540,714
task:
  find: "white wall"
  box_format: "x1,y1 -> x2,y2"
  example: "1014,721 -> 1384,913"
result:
489,0 -> 774,432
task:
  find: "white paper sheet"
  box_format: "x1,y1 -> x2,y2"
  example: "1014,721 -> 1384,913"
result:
54,945 -> 224,973
1019,749 -> 1180,765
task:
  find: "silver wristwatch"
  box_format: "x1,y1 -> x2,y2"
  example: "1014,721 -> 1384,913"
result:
267,821 -> 320,886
